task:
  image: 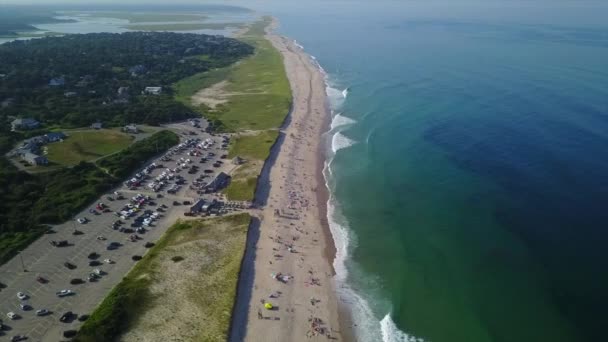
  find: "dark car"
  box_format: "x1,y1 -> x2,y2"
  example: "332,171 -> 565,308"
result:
183,201 -> 192,205
63,330 -> 77,338
87,252 -> 99,259
144,242 -> 155,248
70,278 -> 84,285
50,240 -> 68,247
173,201 -> 181,206
88,260 -> 101,267
204,169 -> 213,174
77,314 -> 89,322
36,276 -> 48,284
59,311 -> 73,323
10,336 -> 27,342
107,242 -> 121,250
72,230 -> 83,235
132,255 -> 142,261
64,262 -> 76,270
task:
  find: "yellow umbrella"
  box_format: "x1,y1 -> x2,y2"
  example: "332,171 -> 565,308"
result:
264,302 -> 273,310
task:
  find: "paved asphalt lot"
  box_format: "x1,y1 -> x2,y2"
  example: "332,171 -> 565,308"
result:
0,121 -> 238,341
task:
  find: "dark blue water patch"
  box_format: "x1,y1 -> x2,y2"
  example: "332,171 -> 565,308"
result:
425,108 -> 608,341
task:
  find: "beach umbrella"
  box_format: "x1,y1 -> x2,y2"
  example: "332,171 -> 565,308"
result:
264,302 -> 273,310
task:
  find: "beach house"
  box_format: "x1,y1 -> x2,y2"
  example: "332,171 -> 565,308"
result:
144,87 -> 163,95
11,118 -> 40,131
22,152 -> 48,166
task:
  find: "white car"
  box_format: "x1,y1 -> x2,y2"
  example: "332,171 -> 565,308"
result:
6,312 -> 18,320
77,218 -> 87,224
16,292 -> 28,300
36,309 -> 49,316
56,289 -> 73,297
103,258 -> 114,264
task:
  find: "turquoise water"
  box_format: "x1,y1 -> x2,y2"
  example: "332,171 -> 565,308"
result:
271,2 -> 608,341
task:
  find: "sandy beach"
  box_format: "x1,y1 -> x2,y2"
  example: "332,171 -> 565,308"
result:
230,19 -> 345,341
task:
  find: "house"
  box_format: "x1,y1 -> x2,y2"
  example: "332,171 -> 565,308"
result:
117,87 -> 129,97
91,122 -> 103,130
45,132 -> 66,142
190,199 -> 206,214
49,77 -> 65,86
205,172 -> 231,192
144,87 -> 162,95
129,65 -> 146,77
11,118 -> 40,131
123,124 -> 139,134
22,152 -> 48,166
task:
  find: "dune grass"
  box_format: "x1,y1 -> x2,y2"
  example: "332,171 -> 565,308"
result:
75,214 -> 251,342
173,17 -> 291,132
45,129 -> 133,166
223,130 -> 278,201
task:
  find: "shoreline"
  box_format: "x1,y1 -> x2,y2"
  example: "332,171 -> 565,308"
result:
231,17 -> 350,341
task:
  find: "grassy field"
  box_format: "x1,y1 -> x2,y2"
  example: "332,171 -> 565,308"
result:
224,130 -> 279,201
75,214 -> 251,342
45,130 -> 133,166
83,12 -> 208,23
125,22 -> 242,31
173,17 -> 291,132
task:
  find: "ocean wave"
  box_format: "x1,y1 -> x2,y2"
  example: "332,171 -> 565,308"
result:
380,314 -> 425,342
331,132 -> 356,153
293,39 -> 304,49
331,113 -> 357,130
326,85 -> 348,109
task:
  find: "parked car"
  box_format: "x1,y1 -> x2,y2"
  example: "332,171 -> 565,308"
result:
88,260 -> 101,267
56,289 -> 73,297
36,276 -> 47,283
77,314 -> 89,322
103,258 -> 114,264
144,242 -> 155,248
183,201 -> 192,205
76,217 -> 87,224
6,312 -> 18,320
96,235 -> 106,241
132,255 -> 142,261
36,309 -> 49,316
16,292 -> 28,300
87,252 -> 99,259
64,262 -> 76,270
59,311 -> 73,322
50,240 -> 68,247
73,230 -> 83,235
19,304 -> 32,311
63,330 -> 77,338
70,278 -> 84,285
10,335 -> 26,342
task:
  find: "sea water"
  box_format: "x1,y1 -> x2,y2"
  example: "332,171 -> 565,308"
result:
271,1 -> 608,341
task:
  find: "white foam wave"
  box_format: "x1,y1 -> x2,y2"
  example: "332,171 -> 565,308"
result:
331,113 -> 357,130
293,39 -> 304,49
381,314 -> 425,342
331,132 -> 356,153
342,87 -> 349,98
326,85 -> 348,109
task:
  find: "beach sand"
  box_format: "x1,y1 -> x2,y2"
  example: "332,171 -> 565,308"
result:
230,19 -> 346,341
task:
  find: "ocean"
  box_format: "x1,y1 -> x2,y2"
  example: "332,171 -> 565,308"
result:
269,1 -> 608,341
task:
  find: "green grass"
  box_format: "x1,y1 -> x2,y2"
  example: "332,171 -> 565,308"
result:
84,12 -> 208,23
228,130 -> 279,160
75,214 -> 251,342
125,23 -> 242,31
223,130 -> 278,201
45,129 -> 133,166
173,17 -> 291,132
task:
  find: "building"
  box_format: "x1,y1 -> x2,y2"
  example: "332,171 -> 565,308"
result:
144,87 -> 162,95
49,77 -> 65,86
190,199 -> 206,214
22,152 -> 48,166
129,65 -> 146,77
91,122 -> 103,130
45,132 -> 66,142
123,124 -> 139,134
205,172 -> 231,192
11,118 -> 40,131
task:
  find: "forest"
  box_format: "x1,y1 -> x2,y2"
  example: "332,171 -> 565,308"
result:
0,32 -> 253,127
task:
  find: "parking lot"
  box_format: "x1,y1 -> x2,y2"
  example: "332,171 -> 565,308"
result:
0,120 -> 245,341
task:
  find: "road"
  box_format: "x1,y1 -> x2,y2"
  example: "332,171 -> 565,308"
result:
0,120 -> 239,341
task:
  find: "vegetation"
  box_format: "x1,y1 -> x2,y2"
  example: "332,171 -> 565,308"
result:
76,214 -> 251,342
0,32 -> 253,127
0,131 -> 177,265
173,17 -> 291,132
125,22 -> 243,31
97,130 -> 179,178
228,130 -> 279,160
46,130 -> 133,166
